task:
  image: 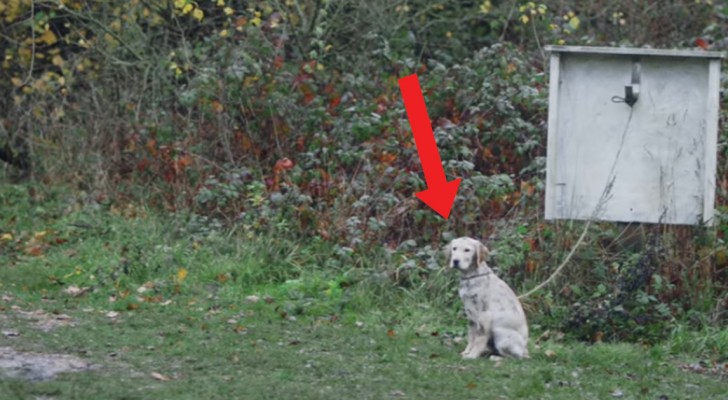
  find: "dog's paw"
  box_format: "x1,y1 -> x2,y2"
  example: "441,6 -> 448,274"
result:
461,352 -> 480,360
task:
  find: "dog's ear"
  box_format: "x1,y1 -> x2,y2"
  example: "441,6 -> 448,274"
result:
476,240 -> 489,265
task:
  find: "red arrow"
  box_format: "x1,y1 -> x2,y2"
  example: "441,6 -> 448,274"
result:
398,74 -> 461,220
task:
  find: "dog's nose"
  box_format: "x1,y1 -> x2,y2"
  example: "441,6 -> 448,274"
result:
452,259 -> 460,269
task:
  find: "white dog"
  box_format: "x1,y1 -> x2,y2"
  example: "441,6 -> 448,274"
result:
448,237 -> 529,359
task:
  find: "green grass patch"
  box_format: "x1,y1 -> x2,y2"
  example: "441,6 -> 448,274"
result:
1,184 -> 726,399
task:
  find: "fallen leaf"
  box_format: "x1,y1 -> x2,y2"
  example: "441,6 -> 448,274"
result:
151,372 -> 171,381
245,295 -> 260,303
64,285 -> 90,297
106,311 -> 120,319
26,245 -> 44,257
176,268 -> 188,283
466,382 -> 477,389
390,390 -> 405,397
2,330 -> 19,338
387,329 -> 395,337
544,349 -> 557,358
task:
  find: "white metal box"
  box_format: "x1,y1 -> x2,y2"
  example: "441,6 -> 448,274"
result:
544,46 -> 724,225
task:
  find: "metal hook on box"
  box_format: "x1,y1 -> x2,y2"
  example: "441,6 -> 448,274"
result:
611,58 -> 641,107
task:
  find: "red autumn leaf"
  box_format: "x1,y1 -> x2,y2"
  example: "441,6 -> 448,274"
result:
379,152 -> 397,164
146,139 -> 158,158
387,329 -> 395,337
273,56 -> 284,69
136,159 -> 150,172
26,246 -> 44,257
274,158 -> 294,174
329,95 -> 341,109
695,37 -> 709,49
299,83 -> 315,104
174,154 -> 193,173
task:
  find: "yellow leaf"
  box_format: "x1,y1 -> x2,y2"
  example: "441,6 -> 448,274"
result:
520,15 -> 529,24
479,1 -> 492,14
177,268 -> 188,283
10,77 -> 22,87
192,8 -> 204,21
224,6 -> 234,15
34,231 -> 48,240
52,55 -> 65,67
568,16 -> 580,30
174,0 -> 186,9
39,29 -> 58,45
217,0 -> 225,6
182,3 -> 193,14
0,233 -> 12,241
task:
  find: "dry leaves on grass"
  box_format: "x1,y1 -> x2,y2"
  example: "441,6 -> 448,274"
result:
150,372 -> 172,381
64,285 -> 91,297
12,307 -> 74,331
679,360 -> 728,378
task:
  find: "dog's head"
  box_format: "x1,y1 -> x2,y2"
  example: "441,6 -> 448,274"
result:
447,237 -> 489,271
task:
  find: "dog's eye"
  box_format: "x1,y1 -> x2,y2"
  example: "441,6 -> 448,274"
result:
464,248 -> 471,252
452,247 -> 457,251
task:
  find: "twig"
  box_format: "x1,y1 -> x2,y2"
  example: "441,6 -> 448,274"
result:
21,0 -> 36,86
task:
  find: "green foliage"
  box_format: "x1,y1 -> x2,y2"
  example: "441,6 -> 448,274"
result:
1,0 -> 726,345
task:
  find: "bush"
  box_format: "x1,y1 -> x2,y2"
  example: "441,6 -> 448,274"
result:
1,0 -> 726,342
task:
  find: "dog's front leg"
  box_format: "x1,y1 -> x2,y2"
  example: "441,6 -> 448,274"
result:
462,315 -> 492,359
461,320 -> 477,357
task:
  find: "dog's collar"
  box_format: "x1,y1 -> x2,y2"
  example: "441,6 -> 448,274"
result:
460,271 -> 491,281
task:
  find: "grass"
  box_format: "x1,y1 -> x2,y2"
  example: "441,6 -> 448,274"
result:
1,184 -> 726,399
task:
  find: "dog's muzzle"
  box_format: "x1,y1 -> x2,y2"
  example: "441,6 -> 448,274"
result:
452,259 -> 461,269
